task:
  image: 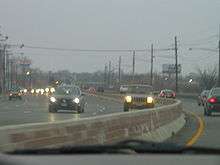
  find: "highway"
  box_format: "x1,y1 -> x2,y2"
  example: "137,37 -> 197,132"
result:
180,97 -> 220,148
0,94 -> 123,126
1,93 -> 220,149
167,97 -> 220,149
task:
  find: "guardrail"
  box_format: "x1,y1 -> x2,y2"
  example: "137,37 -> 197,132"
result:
0,97 -> 185,152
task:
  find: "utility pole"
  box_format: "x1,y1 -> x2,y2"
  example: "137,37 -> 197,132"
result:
104,64 -> 108,88
218,25 -> 220,86
174,36 -> 178,92
2,45 -> 6,94
108,61 -> 111,87
150,44 -> 154,86
10,60 -> 13,89
6,51 -> 10,90
132,50 -> 135,82
118,56 -> 121,85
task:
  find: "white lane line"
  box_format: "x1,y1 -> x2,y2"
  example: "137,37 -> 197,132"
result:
23,110 -> 32,114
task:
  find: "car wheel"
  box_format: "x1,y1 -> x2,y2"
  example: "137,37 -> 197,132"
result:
207,111 -> 211,116
148,104 -> 155,108
204,108 -> 207,116
49,106 -> 57,113
123,103 -> 129,112
204,107 -> 211,116
77,106 -> 84,113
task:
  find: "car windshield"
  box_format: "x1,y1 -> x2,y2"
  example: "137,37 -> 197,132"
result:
0,0 -> 219,155
10,88 -> 20,92
202,90 -> 209,96
211,89 -> 220,96
54,87 -> 80,96
127,85 -> 152,94
164,90 -> 173,94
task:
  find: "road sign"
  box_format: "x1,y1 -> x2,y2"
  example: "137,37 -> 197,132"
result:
162,64 -> 181,74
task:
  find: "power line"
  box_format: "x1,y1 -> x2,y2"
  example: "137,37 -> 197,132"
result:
23,44 -> 175,53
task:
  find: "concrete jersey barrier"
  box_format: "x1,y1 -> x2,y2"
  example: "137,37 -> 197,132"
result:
0,99 -> 184,152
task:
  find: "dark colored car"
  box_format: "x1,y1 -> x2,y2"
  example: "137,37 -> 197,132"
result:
48,85 -> 86,113
197,90 -> 209,106
97,86 -> 104,93
8,88 -> 22,100
123,84 -> 155,112
159,89 -> 176,99
204,87 -> 220,116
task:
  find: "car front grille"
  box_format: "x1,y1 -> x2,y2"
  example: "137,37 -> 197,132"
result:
57,98 -> 72,104
132,97 -> 146,102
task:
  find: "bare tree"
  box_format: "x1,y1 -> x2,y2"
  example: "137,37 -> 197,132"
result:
197,67 -> 217,90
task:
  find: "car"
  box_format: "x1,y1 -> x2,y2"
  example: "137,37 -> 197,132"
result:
97,86 -> 104,93
48,85 -> 86,113
8,88 -> 22,100
120,85 -> 128,94
159,89 -> 176,99
123,84 -> 155,112
88,87 -> 96,94
44,86 -> 56,96
197,90 -> 209,106
204,87 -> 220,116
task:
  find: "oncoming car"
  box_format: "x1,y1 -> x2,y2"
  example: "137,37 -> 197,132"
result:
120,85 -> 128,94
8,87 -> 22,100
123,84 -> 155,112
204,87 -> 220,116
159,89 -> 176,99
48,85 -> 86,113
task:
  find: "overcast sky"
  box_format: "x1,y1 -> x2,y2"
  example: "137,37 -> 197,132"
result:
0,0 -> 219,75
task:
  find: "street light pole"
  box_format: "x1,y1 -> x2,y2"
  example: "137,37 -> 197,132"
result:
175,36 -> 178,93
150,44 -> 153,86
218,25 -> 220,86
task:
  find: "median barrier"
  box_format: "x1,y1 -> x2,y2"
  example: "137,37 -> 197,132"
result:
0,97 -> 185,152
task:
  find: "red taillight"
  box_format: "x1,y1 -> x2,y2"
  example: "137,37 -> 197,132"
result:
173,93 -> 176,97
208,97 -> 217,103
160,93 -> 165,97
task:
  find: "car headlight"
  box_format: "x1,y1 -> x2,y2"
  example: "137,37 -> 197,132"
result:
23,89 -> 27,93
40,89 -> 44,94
50,97 -> 56,103
73,97 -> 80,104
9,93 -> 12,96
147,97 -> 153,103
36,89 -> 40,94
50,87 -> 55,93
125,96 -> 132,103
45,88 -> 49,93
31,89 -> 35,94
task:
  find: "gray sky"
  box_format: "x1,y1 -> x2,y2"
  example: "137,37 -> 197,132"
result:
0,0 -> 219,74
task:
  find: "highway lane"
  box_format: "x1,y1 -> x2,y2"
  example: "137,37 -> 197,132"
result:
2,92 -> 219,149
168,97 -> 220,149
181,97 -> 220,148
0,94 -> 123,126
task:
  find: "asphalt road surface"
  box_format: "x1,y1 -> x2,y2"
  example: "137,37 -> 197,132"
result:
1,93 -> 220,149
183,97 -> 220,148
169,97 -> 220,149
0,94 -> 123,126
